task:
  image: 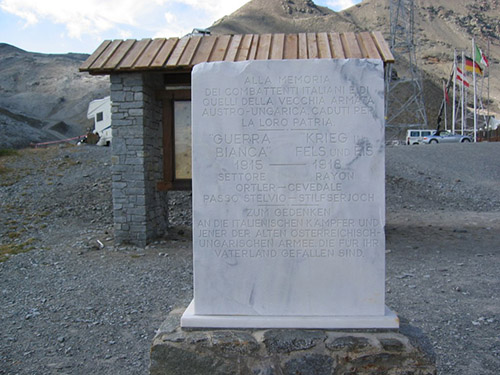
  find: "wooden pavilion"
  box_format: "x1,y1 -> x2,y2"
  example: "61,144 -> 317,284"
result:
80,31 -> 394,246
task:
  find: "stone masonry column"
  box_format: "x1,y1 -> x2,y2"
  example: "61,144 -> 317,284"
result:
110,72 -> 168,246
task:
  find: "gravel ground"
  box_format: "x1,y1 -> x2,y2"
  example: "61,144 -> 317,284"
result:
0,142 -> 499,374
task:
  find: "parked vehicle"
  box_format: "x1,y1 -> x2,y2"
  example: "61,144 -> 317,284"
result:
422,130 -> 472,144
406,129 -> 434,145
87,96 -> 112,146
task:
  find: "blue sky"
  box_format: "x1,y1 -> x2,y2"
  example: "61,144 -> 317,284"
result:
0,0 -> 361,54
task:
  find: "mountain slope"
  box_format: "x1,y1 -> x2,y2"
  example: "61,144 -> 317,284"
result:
211,0 -> 500,126
340,0 -> 499,113
0,107 -> 54,149
210,0 -> 358,34
2,0 -> 499,148
0,43 -> 109,147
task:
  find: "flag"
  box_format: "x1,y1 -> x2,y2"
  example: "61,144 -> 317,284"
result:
456,67 -> 470,87
465,56 -> 483,75
475,45 -> 489,67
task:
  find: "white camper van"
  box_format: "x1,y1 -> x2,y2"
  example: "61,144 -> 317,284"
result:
87,96 -> 112,146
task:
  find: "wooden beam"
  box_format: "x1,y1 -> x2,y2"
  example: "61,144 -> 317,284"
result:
298,33 -> 308,59
135,38 -> 167,68
177,36 -> 202,66
151,38 -> 179,68
88,40 -> 122,71
341,32 -> 363,59
166,37 -> 191,66
328,33 -> 345,59
118,39 -> 151,69
209,35 -> 231,62
103,40 -> 136,69
270,33 -> 285,60
307,33 -> 319,59
236,34 -> 254,61
191,35 -> 217,65
283,34 -> 298,60
225,35 -> 243,62
161,96 -> 174,186
80,40 -> 111,71
256,34 -> 272,60
372,31 -> 395,63
248,34 -> 260,60
317,32 -> 332,59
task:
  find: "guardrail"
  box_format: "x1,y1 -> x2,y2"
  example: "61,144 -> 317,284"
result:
31,135 -> 87,148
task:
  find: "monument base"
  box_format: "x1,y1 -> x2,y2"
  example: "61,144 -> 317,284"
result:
181,300 -> 399,329
151,307 -> 436,375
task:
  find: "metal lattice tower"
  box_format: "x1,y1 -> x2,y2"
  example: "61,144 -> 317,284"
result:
385,0 -> 428,129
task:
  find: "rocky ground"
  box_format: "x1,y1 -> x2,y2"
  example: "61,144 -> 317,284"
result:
0,142 -> 499,374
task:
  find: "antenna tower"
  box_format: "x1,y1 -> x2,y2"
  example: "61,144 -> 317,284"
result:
385,0 -> 428,129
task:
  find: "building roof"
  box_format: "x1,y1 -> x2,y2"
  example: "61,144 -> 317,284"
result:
80,32 -> 394,75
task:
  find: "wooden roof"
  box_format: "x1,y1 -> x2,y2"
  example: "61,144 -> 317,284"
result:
80,32 -> 394,75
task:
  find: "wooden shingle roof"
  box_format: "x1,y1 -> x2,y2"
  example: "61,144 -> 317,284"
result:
80,32 -> 394,75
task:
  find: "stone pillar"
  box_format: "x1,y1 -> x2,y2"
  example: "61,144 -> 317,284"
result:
110,72 -> 168,246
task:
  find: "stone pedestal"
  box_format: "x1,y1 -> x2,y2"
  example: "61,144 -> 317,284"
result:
150,308 -> 436,375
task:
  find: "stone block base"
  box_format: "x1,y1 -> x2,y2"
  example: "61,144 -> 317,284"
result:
150,308 -> 436,375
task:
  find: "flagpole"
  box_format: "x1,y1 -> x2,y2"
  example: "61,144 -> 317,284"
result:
487,38 -> 491,140
443,80 -> 447,130
452,50 -> 456,134
461,50 -> 465,135
464,70 -> 468,135
473,38 -> 477,142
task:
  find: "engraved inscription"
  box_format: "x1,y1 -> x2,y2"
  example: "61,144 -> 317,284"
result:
192,59 -> 386,316
196,68 -> 383,256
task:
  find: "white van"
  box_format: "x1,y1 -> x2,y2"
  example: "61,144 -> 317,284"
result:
406,129 -> 434,145
87,96 -> 112,146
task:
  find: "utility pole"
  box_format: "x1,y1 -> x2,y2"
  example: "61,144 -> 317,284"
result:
385,0 -> 428,131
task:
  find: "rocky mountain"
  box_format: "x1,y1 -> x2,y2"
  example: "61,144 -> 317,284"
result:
211,0 -> 500,129
210,0 -> 357,34
1,0 -> 498,148
0,43 -> 108,148
344,1 -> 499,109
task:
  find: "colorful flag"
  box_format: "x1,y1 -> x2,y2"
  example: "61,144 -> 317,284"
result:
456,67 -> 470,87
475,45 -> 489,67
465,56 -> 483,75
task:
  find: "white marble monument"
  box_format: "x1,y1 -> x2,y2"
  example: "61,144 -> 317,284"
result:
182,59 -> 398,329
